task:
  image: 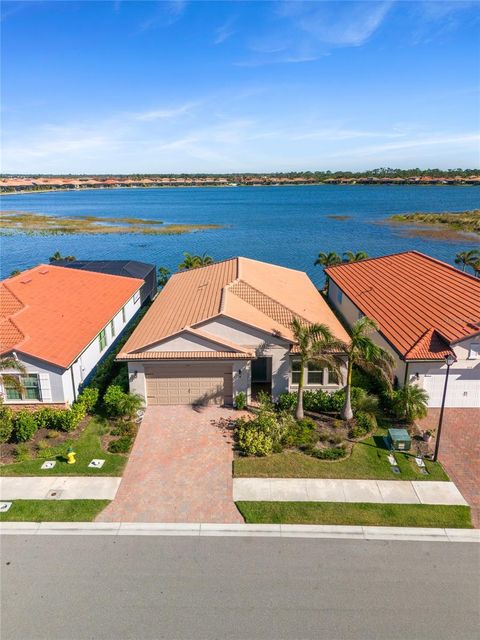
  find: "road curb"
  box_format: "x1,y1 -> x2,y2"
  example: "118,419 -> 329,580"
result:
0,522 -> 478,542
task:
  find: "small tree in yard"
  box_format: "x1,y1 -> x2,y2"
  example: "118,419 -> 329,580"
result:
392,383 -> 429,424
103,385 -> 143,420
342,317 -> 395,420
291,318 -> 345,420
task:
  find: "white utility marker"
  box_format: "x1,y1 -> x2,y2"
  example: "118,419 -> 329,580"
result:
88,459 -> 105,469
41,461 -> 56,470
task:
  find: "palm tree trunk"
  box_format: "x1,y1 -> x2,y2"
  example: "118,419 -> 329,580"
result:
341,360 -> 354,420
295,362 -> 305,420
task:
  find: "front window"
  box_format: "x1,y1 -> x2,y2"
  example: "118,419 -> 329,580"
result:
133,291 -> 140,304
99,329 -> 107,351
307,362 -> 323,384
110,320 -> 115,338
291,360 -> 301,384
121,306 -> 126,323
5,374 -> 41,401
326,368 -> 339,385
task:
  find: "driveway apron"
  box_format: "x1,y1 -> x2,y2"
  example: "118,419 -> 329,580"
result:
97,406 -> 243,523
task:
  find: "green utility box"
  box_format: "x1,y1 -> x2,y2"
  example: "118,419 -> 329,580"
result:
387,428 -> 411,451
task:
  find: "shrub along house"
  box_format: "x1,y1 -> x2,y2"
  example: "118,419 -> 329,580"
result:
0,264 -> 144,407
117,257 -> 349,406
325,251 -> 480,408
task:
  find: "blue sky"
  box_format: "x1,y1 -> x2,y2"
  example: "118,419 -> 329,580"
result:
2,0 -> 479,173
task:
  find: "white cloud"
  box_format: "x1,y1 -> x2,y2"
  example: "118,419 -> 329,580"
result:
239,1 -> 393,65
214,16 -> 236,45
133,103 -> 197,122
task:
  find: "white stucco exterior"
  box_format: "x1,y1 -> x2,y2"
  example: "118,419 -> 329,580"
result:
1,292 -> 142,406
328,281 -> 480,408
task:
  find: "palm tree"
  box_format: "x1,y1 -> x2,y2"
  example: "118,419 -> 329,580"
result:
157,266 -> 171,288
314,252 -> 342,290
343,251 -> 369,263
342,317 -> 395,420
49,251 -> 63,263
0,356 -> 26,396
49,251 -> 76,263
392,383 -> 429,423
291,318 -> 346,420
472,259 -> 480,278
314,252 -> 342,268
178,252 -> 214,270
454,250 -> 479,272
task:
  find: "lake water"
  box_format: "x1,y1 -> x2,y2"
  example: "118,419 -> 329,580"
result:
1,185 -> 478,284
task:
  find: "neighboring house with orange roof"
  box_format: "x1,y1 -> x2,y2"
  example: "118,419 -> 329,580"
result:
0,265 -> 145,406
118,257 -> 349,406
325,251 -> 480,408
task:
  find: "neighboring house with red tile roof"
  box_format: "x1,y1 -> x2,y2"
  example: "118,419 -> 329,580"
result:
119,257 -> 349,406
0,265 -> 145,406
325,251 -> 480,408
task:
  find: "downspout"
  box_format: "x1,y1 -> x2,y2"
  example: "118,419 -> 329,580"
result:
403,361 -> 409,387
70,364 -> 77,402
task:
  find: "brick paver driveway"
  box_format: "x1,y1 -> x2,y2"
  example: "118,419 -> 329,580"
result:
97,406 -> 243,523
419,408 -> 480,527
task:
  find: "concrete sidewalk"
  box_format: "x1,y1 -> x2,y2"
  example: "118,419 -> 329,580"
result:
233,478 -> 468,506
1,521 -> 478,542
0,477 -> 121,500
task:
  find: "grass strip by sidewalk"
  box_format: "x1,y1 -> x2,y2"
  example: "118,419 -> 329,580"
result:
234,434 -> 448,481
0,500 -> 110,522
0,418 -> 127,477
236,501 -> 472,528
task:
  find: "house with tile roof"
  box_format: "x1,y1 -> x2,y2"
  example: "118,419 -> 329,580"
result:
53,259 -> 157,304
0,265 -> 145,406
119,257 -> 349,406
325,251 -> 480,408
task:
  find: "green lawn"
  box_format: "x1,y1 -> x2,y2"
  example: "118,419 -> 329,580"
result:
234,433 -> 448,481
0,418 -> 128,476
0,500 -> 110,522
237,501 -> 472,528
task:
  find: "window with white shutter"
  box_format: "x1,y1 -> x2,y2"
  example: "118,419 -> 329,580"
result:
38,373 -> 52,402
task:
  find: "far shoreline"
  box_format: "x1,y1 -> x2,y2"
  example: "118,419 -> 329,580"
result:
1,183 -> 478,196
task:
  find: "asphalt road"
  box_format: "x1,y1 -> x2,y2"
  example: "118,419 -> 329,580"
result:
1,536 -> 479,640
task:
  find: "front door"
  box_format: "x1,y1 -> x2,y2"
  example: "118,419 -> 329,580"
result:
251,357 -> 272,397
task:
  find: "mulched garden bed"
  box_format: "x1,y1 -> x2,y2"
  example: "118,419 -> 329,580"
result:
1,417 -> 91,465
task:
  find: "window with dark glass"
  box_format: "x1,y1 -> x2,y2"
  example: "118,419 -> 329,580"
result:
5,374 -> 41,401
327,368 -> 339,385
307,362 -> 323,384
291,360 -> 301,384
99,329 -> 107,351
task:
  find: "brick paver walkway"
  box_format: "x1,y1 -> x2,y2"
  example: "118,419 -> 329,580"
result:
97,406 -> 243,523
418,408 -> 480,527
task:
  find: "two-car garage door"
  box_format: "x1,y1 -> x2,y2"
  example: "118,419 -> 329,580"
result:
145,363 -> 233,406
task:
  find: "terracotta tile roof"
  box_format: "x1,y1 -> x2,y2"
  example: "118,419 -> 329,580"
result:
0,265 -> 143,368
120,257 -> 349,358
116,351 -> 252,361
325,251 -> 480,360
404,329 -> 454,361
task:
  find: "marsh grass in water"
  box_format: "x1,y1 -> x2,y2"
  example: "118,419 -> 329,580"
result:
388,210 -> 480,236
0,211 -> 222,236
